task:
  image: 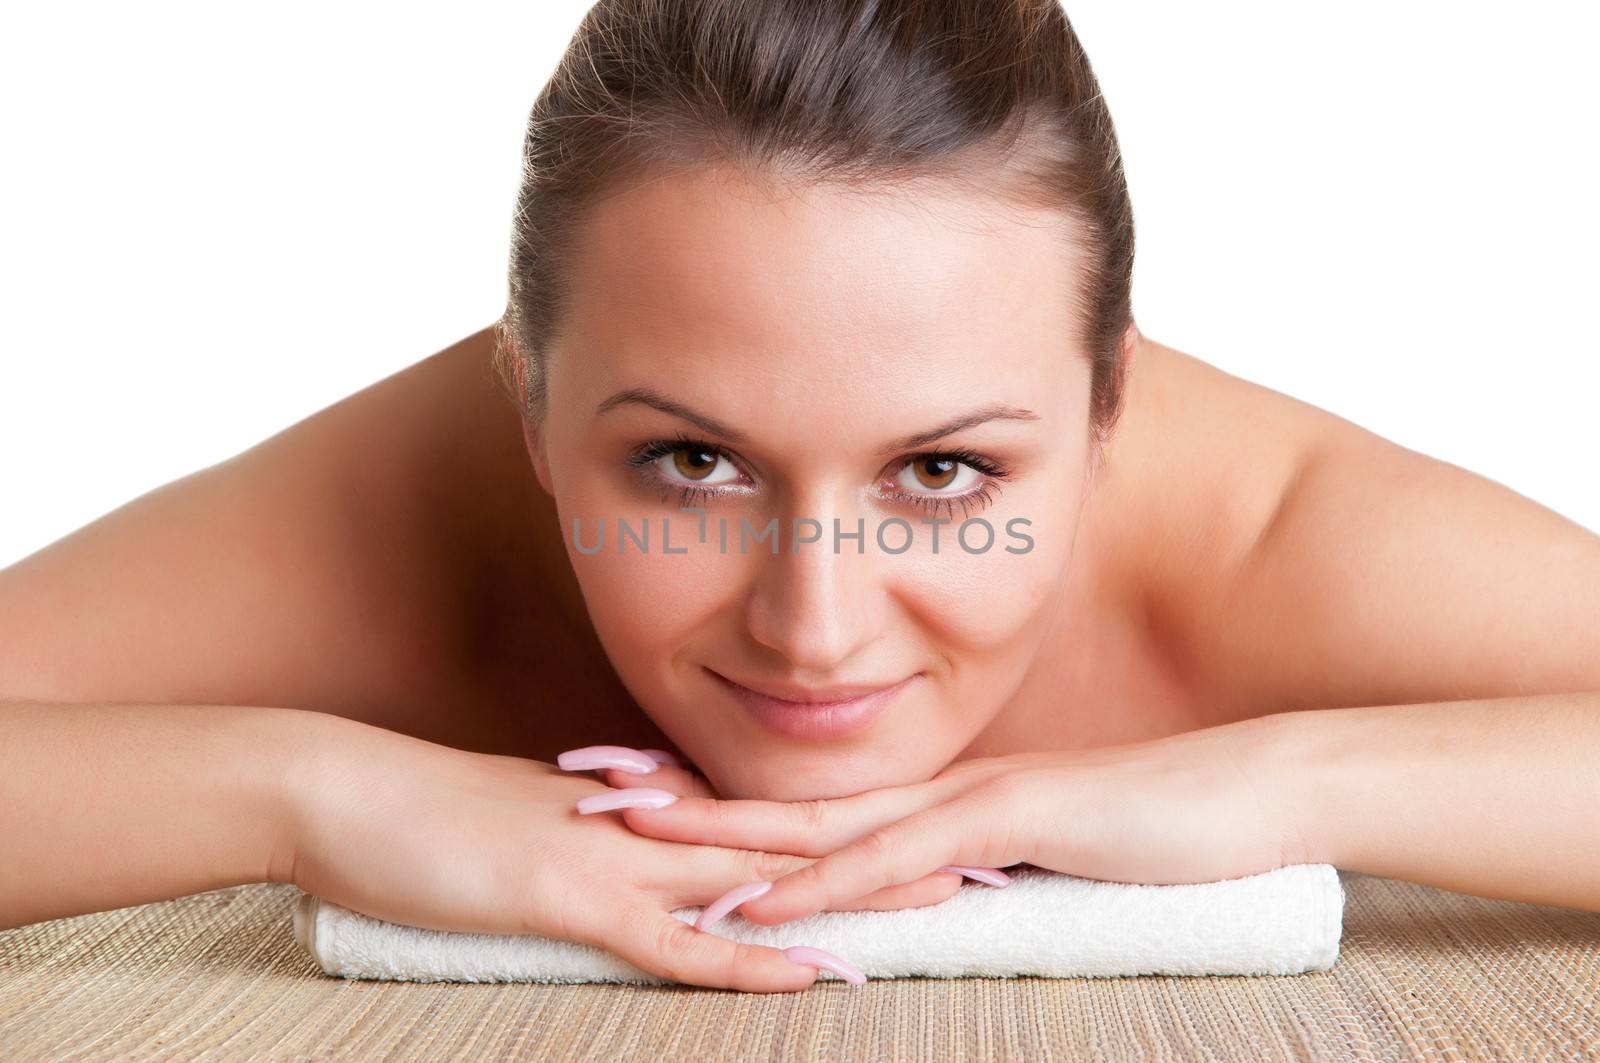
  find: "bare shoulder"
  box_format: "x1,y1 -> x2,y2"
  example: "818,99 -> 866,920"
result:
0,325 -> 552,741
1103,337 -> 1600,724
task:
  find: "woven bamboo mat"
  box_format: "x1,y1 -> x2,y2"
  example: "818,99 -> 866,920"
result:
2,871 -> 1597,1061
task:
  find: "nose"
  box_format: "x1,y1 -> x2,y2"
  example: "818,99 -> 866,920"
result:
742,507 -> 888,675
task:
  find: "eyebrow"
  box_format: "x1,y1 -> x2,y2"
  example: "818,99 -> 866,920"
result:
595,385 -> 1040,453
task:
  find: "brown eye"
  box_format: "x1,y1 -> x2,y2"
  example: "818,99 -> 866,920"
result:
892,454 -> 980,497
911,456 -> 958,490
673,446 -> 720,481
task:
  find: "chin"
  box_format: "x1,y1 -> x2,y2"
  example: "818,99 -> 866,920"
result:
702,751 -> 938,803
713,776 -> 852,803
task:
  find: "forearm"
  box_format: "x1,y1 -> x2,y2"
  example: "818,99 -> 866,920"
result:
0,701 -> 329,929
1268,691 -> 1600,910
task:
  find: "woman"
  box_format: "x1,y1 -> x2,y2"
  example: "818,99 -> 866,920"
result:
3,0 -> 1597,994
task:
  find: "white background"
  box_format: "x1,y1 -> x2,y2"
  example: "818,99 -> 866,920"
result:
2,1 -> 1595,568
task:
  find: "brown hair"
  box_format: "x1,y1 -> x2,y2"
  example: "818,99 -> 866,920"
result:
492,0 -> 1137,454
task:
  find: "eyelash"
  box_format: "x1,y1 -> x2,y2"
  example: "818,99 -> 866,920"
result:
623,430 -> 1013,519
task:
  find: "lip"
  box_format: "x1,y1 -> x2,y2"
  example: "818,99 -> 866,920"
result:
708,668 -> 917,740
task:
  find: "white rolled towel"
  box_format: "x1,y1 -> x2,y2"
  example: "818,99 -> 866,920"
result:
292,863 -> 1345,984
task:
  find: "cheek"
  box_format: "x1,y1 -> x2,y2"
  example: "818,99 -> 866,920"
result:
889,498 -> 1077,659
897,537 -> 1061,645
565,521 -> 738,658
547,446 -> 737,657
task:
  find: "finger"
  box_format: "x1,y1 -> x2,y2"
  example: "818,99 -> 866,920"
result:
602,761 -> 718,798
828,871 -> 966,912
646,840 -> 955,915
581,901 -> 830,992
646,841 -> 818,909
737,780 -> 1027,925
656,849 -> 960,920
617,778 -> 959,856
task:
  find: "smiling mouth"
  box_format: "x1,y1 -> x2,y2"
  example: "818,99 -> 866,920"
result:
706,669 -> 911,705
706,667 -> 917,740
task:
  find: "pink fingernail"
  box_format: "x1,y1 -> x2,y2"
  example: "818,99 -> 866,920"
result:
557,745 -> 660,774
782,945 -> 867,985
694,880 -> 772,932
936,865 -> 1011,887
575,787 -> 679,814
638,748 -> 684,767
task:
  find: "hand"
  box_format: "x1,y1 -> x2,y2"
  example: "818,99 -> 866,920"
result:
566,745 -> 980,915
287,720 -> 886,991
609,717 -> 1313,926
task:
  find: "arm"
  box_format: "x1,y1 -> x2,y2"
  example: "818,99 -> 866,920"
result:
1270,691 -> 1600,911
600,695 -> 1600,923
0,700 -> 324,929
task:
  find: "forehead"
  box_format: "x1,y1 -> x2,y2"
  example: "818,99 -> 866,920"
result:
551,161 -> 1086,422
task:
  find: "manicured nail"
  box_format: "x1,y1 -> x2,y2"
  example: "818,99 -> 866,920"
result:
575,787 -> 679,814
557,745 -> 660,774
782,945 -> 866,985
695,880 -> 772,932
638,748 -> 684,767
937,865 -> 1011,887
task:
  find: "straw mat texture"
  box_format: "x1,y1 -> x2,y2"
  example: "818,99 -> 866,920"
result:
3,871 -> 1597,1060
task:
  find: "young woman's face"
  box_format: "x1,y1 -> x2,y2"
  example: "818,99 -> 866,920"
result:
525,162 -> 1098,801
